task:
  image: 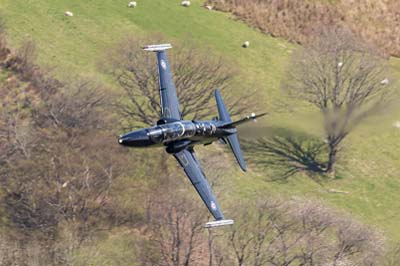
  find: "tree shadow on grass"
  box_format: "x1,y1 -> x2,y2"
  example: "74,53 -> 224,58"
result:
242,129 -> 329,183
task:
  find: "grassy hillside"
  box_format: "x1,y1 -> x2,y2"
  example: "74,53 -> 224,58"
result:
207,0 -> 400,57
1,0 -> 400,244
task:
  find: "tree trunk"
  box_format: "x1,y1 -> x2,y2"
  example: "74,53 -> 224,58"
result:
326,144 -> 337,177
208,230 -> 213,266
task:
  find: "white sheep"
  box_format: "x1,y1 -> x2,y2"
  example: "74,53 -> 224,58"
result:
337,61 -> 343,68
242,41 -> 250,48
393,121 -> 400,129
205,5 -> 213,10
64,11 -> 74,17
128,1 -> 137,8
181,1 -> 191,7
381,78 -> 389,85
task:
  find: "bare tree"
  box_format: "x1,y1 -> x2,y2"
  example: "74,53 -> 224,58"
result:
283,27 -> 397,176
103,36 -> 253,129
142,183 -> 209,266
206,229 -> 226,266
226,199 -> 284,266
223,197 -> 385,266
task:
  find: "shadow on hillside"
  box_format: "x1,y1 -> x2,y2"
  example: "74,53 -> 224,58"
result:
242,131 -> 329,183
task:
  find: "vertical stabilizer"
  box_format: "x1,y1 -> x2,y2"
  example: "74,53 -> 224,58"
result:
215,89 -> 231,122
226,133 -> 247,171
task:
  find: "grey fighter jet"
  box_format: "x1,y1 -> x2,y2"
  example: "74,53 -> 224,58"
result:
118,44 -> 266,228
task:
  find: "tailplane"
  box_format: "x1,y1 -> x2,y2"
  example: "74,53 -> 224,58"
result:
215,89 -> 252,172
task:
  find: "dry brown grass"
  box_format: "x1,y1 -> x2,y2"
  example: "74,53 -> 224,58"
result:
207,0 -> 400,56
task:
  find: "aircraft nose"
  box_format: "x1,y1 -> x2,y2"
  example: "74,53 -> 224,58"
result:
118,130 -> 151,147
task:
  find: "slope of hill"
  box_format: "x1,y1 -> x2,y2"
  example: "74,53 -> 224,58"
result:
207,0 -> 400,56
1,0 -> 400,244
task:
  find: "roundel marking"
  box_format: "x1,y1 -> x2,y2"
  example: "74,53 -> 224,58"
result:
160,60 -> 167,70
210,201 -> 217,210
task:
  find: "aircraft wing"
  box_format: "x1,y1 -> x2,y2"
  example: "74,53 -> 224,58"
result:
173,148 -> 224,221
143,44 -> 181,120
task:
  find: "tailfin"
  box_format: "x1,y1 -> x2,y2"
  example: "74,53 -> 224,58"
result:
215,89 -> 247,172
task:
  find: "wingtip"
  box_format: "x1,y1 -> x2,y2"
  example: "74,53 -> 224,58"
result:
142,43 -> 172,51
237,158 -> 247,172
204,219 -> 234,228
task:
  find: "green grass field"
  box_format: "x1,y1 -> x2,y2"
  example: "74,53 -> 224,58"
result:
2,0 -> 400,244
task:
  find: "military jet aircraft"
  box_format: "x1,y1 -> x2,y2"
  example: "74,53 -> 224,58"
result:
118,44 -> 266,228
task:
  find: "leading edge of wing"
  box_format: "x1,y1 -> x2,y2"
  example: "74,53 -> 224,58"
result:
173,148 -> 225,221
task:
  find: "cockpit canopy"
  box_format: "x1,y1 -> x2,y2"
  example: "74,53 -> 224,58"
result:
148,121 -> 196,143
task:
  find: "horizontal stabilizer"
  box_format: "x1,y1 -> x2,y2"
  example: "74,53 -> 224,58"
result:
219,112 -> 267,128
204,219 -> 234,228
227,133 -> 247,171
214,89 -> 248,172
142,43 -> 172,52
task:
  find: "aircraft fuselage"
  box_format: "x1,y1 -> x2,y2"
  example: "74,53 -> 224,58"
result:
118,120 -> 236,152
